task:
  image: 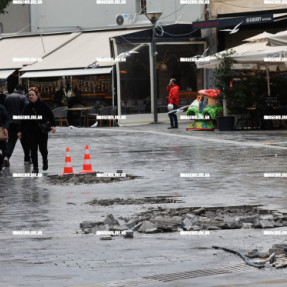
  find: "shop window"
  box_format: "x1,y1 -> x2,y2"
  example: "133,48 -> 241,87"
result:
137,0 -> 146,14
118,43 -> 150,114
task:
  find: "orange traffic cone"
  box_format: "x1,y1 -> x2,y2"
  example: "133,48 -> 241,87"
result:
61,147 -> 75,176
80,145 -> 95,173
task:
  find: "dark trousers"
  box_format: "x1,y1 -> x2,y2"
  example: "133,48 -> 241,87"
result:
168,104 -> 178,128
5,123 -> 31,161
0,141 -> 6,170
27,132 -> 48,169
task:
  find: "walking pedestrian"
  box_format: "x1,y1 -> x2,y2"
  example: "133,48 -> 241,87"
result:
0,104 -> 9,173
0,87 -> 6,105
18,87 -> 56,173
3,85 -> 31,167
167,78 -> 180,129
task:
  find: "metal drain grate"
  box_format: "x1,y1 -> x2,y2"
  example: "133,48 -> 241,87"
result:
70,277 -> 159,287
70,264 -> 253,287
144,263 -> 252,282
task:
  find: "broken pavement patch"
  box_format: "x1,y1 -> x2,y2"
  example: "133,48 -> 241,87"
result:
47,173 -> 141,185
87,196 -> 184,206
80,205 -> 287,235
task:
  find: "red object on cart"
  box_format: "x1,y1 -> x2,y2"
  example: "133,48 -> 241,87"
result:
198,89 -> 221,98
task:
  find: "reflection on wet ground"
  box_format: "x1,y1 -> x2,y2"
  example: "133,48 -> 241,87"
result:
0,126 -> 287,286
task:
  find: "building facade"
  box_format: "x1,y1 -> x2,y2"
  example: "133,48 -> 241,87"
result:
0,3 -> 30,33
0,0 -> 208,123
30,0 -> 203,32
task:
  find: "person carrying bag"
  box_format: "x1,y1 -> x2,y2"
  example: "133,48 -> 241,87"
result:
18,87 -> 56,173
0,104 -> 9,172
167,78 -> 180,129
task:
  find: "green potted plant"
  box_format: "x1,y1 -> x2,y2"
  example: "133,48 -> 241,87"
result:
212,50 -> 237,131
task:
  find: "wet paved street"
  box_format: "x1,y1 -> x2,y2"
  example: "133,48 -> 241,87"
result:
1,123 -> 287,286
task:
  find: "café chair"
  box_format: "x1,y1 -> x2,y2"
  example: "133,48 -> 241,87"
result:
98,106 -> 118,127
52,106 -> 69,127
85,105 -> 102,127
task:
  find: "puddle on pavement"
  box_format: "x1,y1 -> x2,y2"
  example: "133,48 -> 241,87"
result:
47,173 -> 141,185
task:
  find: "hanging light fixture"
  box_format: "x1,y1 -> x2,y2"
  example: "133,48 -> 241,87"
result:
145,12 -> 162,24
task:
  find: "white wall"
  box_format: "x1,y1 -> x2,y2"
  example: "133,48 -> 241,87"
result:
148,0 -> 203,24
30,0 -> 204,32
0,3 -> 30,33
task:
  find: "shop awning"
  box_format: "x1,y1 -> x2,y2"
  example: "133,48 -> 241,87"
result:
0,33 -> 81,70
20,67 -> 113,78
0,69 -> 15,79
20,29 -> 145,72
267,30 -> 287,46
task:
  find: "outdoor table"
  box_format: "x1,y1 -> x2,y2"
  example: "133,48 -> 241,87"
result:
246,107 -> 286,130
68,106 -> 94,126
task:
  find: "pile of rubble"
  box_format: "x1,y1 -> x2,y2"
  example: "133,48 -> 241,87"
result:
80,205 -> 287,234
122,205 -> 287,232
246,244 -> 287,268
47,173 -> 140,185
79,204 -> 287,269
87,196 -> 184,206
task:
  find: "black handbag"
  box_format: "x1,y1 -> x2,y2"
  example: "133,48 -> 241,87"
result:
39,121 -> 52,134
31,106 -> 52,134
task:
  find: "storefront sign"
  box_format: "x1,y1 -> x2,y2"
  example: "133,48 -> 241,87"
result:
193,14 -> 273,30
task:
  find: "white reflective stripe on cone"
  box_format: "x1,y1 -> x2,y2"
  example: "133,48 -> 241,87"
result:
83,159 -> 91,165
64,162 -> 73,167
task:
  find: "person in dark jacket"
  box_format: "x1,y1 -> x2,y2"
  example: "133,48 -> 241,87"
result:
0,104 -> 9,172
0,87 -> 7,105
18,87 -> 56,173
3,85 -> 30,167
167,78 -> 180,129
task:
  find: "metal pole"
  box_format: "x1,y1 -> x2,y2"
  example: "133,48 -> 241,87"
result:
112,66 -> 115,108
149,43 -> 154,116
152,26 -> 158,123
40,33 -> 46,53
112,38 -> 122,116
266,65 -> 271,97
62,76 -> 65,94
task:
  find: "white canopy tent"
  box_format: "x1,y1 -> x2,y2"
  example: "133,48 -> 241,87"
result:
267,30 -> 287,46
196,31 -> 287,99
